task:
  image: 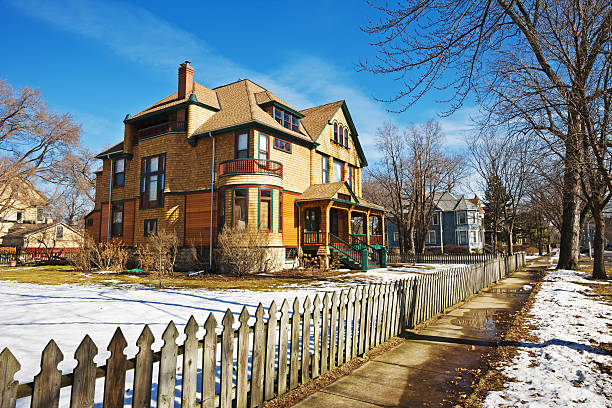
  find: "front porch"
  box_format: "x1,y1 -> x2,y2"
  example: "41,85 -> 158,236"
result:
298,197 -> 386,270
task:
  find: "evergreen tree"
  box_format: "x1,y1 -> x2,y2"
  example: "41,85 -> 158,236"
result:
483,175 -> 510,253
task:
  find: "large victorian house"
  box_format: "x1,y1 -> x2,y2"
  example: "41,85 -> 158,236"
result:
85,62 -> 385,270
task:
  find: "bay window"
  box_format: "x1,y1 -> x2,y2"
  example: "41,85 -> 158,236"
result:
259,189 -> 272,231
233,189 -> 248,229
235,132 -> 248,159
259,133 -> 269,160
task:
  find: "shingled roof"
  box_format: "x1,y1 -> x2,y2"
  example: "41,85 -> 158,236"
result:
432,192 -> 480,212
192,80 -> 312,142
296,182 -> 346,201
299,100 -> 344,142
130,82 -> 220,119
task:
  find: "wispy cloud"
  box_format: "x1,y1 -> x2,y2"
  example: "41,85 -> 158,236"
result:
9,0 -> 473,161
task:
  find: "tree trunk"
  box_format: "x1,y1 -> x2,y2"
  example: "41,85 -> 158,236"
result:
507,226 -> 513,255
558,132 -> 582,270
592,203 -> 608,280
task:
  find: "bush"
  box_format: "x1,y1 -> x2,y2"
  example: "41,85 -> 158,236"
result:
524,246 -> 539,254
136,229 -> 179,285
217,227 -> 272,275
443,244 -> 471,254
72,235 -> 128,272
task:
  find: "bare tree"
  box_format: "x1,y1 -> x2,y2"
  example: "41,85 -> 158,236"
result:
469,132 -> 531,254
366,122 -> 413,254
0,79 -> 80,221
407,121 -> 466,254
360,0 -> 611,272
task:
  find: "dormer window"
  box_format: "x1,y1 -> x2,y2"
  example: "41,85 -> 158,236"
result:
273,106 -> 299,132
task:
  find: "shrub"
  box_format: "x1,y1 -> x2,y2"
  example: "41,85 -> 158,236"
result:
216,227 -> 272,275
72,235 -> 128,272
443,244 -> 471,254
136,229 -> 179,285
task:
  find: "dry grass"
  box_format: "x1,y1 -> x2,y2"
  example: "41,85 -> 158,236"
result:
0,265 -> 373,291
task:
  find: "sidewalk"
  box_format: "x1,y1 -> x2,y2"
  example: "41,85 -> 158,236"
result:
293,259 -> 546,407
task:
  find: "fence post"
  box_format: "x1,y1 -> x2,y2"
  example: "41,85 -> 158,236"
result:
0,348 -> 20,408
361,248 -> 369,271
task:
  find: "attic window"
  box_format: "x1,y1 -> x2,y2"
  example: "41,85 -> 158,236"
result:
55,225 -> 64,239
337,193 -> 351,201
273,106 -> 299,132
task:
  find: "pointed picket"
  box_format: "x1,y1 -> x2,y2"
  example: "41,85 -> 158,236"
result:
311,295 -> 321,379
32,340 -> 63,408
201,313 -> 217,408
70,335 -> 98,408
133,325 -> 155,408
103,328 -> 127,408
320,293 -> 330,374
277,300 -> 290,395
329,292 -> 339,369
157,321 -> 179,408
289,297 -> 300,390
351,288 -> 360,359
264,301 -> 277,401
337,290 -> 346,366
0,348 -> 21,408
220,310 -> 234,408
250,304 -> 265,407
236,307 -> 250,408
301,296 -> 311,384
345,289 -> 353,363
182,316 -> 199,408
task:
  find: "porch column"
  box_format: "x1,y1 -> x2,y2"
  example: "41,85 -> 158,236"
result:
348,206 -> 354,242
324,202 -> 332,247
381,213 -> 386,247
366,209 -> 371,246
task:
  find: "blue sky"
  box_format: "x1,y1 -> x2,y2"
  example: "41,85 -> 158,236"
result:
1,0 -> 474,157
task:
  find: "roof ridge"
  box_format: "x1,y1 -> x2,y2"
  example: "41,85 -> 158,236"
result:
300,99 -> 344,113
244,81 -> 255,121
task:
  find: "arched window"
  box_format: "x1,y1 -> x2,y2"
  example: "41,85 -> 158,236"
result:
337,125 -> 342,144
333,122 -> 338,143
344,127 -> 349,147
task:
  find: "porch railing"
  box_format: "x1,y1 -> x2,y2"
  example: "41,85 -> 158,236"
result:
219,158 -> 283,177
329,233 -> 363,269
350,234 -> 382,268
303,231 -> 322,245
136,121 -> 186,139
370,234 -> 383,245
350,234 -> 367,246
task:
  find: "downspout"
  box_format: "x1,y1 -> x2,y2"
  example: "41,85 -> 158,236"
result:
107,154 -> 112,243
209,132 -> 215,269
439,211 -> 443,254
296,201 -> 301,256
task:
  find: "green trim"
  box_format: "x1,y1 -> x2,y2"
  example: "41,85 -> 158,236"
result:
342,181 -> 360,203
124,100 -> 220,124
312,101 -> 368,167
272,136 -> 292,154
219,172 -> 282,179
257,187 -> 273,232
271,101 -> 305,119
331,198 -> 384,211
190,122 -> 316,149
138,131 -> 186,142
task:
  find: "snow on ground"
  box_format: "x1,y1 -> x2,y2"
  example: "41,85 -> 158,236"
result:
483,269 -> 612,407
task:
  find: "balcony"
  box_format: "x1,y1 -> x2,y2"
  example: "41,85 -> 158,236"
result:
137,121 -> 186,139
219,159 -> 283,178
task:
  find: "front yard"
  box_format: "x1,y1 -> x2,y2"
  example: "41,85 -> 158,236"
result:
0,263 -> 457,384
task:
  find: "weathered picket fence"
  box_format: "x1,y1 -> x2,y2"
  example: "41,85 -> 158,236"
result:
0,247 -> 79,265
387,252 -> 496,265
0,253 -> 525,408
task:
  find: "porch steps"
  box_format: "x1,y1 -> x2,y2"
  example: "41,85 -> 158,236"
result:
330,246 -> 363,270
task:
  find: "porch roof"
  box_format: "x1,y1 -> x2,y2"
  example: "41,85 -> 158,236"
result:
296,182 -> 386,212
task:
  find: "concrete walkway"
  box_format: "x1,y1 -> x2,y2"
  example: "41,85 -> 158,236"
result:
293,259 -> 546,407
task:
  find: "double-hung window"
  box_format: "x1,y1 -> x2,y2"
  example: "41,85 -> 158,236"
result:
235,133 -> 248,159
470,230 -> 478,243
305,208 -> 320,231
432,213 -> 439,225
140,154 -> 165,209
322,155 -> 329,183
344,128 -> 349,147
259,133 -> 269,160
259,189 -> 272,231
457,211 -> 467,225
55,225 -> 64,239
333,159 -> 344,182
111,203 -> 123,237
458,231 -> 468,245
347,165 -> 354,188
233,189 -> 247,229
113,159 -> 125,187
426,230 -> 436,244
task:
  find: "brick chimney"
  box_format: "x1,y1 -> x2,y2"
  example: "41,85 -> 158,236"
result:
178,61 -> 194,99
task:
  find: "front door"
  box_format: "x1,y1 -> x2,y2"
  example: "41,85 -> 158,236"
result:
330,208 -> 339,236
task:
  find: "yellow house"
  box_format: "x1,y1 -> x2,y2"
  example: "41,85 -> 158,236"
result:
85,62 -> 386,270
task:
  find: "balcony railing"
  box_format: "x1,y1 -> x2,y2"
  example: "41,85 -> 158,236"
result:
219,159 -> 283,178
137,121 -> 186,139
370,234 -> 383,245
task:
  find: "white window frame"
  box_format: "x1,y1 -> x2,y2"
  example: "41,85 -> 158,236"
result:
456,211 -> 467,225
458,230 -> 468,245
393,232 -> 399,241
426,230 -> 436,244
432,213 -> 439,225
470,230 -> 477,243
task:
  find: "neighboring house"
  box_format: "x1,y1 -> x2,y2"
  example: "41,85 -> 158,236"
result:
2,222 -> 81,249
387,192 -> 485,253
85,62 -> 385,270
0,180 -> 49,244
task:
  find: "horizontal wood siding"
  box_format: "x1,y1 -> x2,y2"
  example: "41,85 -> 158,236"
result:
282,192 -> 298,247
185,191 -> 215,246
